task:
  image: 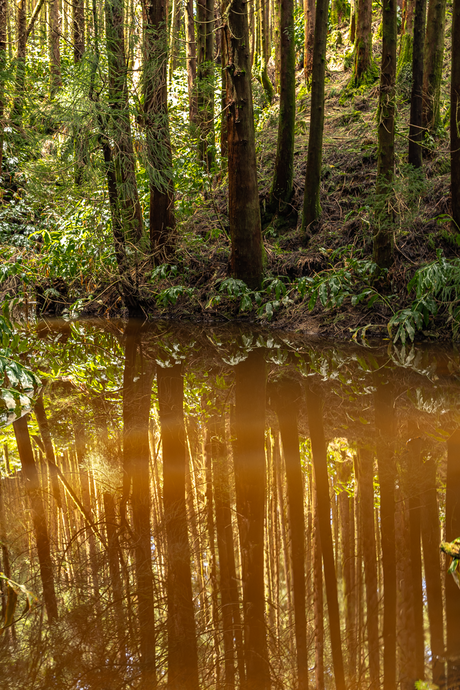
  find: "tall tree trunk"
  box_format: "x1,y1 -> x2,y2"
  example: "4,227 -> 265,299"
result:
422,0 -> 446,132
373,0 -> 396,269
355,448 -> 379,689
301,0 -> 330,234
451,0 -> 460,230
374,375 -> 397,690
158,363 -> 199,690
445,430 -> 460,687
11,0 -> 27,125
0,0 -> 7,174
303,0 -> 314,83
273,380 -> 309,690
269,0 -> 295,213
13,415 -> 58,622
123,323 -> 156,687
305,384 -> 345,690
224,0 -> 263,289
73,0 -> 85,60
49,0 -> 62,95
351,0 -> 373,85
408,0 -> 426,168
184,0 -> 197,123
196,0 -> 215,170
397,0 -> 415,73
143,0 -> 176,261
311,465 -> 324,690
233,350 -> 270,690
105,0 -> 144,243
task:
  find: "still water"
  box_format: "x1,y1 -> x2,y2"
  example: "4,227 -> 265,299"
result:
1,319 -> 460,689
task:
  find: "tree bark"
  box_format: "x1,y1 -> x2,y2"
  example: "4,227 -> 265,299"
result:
397,0 -> 415,73
423,0 -> 447,131
269,0 -> 295,213
451,0 -> 460,230
197,0 -> 215,170
373,0 -> 396,269
351,0 -> 373,85
303,0 -> 314,83
224,0 -> 263,289
184,0 -> 197,123
143,0 -> 176,261
301,0 -> 330,233
0,0 -> 7,174
408,0 -> 426,168
49,0 -> 62,95
158,363 -> 199,690
73,0 -> 85,60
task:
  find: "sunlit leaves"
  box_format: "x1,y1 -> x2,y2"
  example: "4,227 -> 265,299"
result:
0,573 -> 37,634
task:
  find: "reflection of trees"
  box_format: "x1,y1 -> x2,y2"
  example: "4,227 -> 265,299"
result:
3,322 -> 460,688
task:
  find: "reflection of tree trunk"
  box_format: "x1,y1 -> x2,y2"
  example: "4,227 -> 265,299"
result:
405,438 -> 425,682
305,385 -> 345,690
311,466 -> 324,690
445,430 -> 460,687
210,411 -> 245,689
420,450 -> 445,686
273,380 -> 308,690
204,425 -> 220,686
123,323 -> 156,687
103,492 -> 126,662
355,448 -> 379,689
233,350 -> 270,690
35,397 -> 62,509
338,459 -> 356,685
374,376 -> 397,690
13,415 -> 58,622
158,363 -> 199,690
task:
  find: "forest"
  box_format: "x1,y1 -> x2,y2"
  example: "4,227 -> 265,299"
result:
0,0 -> 458,341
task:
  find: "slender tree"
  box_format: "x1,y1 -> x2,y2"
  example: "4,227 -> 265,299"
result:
351,0 -> 373,85
301,0 -> 330,234
397,0 -> 415,73
423,0 -> 447,132
184,0 -> 197,123
269,0 -> 295,214
373,0 -> 397,269
143,0 -> 176,261
0,0 -> 7,174
408,0 -> 426,168
303,0 -> 315,83
196,0 -> 215,170
224,0 -> 263,288
49,0 -> 62,95
451,0 -> 460,230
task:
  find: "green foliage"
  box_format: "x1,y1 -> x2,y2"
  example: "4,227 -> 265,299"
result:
156,285 -> 195,308
0,574 -> 37,634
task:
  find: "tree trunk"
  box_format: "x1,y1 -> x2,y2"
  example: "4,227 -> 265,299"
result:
374,375 -> 397,690
351,0 -> 373,85
103,492 -> 126,662
49,0 -> 62,95
397,0 -> 415,73
305,384 -> 345,690
105,0 -> 144,243
311,466 -> 324,690
422,0 -> 446,131
224,0 -> 263,289
143,0 -> 176,261
34,397 -> 62,510
303,0 -> 314,83
373,0 -> 396,269
233,350 -> 270,690
451,0 -> 460,230
408,0 -> 426,168
123,323 -> 156,687
11,0 -> 27,125
273,380 -> 309,690
13,415 -> 58,622
197,0 -> 215,170
184,0 -> 197,123
158,363 -> 199,690
0,0 -> 7,174
269,0 -> 295,213
301,0 -> 330,233
73,0 -> 85,60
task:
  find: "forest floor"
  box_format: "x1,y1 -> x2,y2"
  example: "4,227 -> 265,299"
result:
1,19 -> 457,343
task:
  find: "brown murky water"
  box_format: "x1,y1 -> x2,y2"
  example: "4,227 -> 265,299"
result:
1,319 -> 460,689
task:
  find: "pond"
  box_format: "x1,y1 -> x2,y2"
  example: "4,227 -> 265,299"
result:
0,319 -> 459,689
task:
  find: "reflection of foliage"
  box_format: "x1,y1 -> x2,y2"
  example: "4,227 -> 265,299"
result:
440,538 -> 460,589
0,315 -> 41,427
